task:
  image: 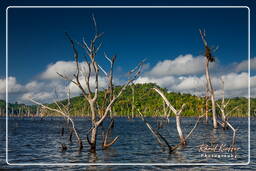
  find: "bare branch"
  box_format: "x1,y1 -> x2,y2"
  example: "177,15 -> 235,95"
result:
102,119 -> 119,149
185,114 -> 205,140
56,72 -> 78,86
98,64 -> 108,76
138,110 -> 178,152
96,60 -> 144,126
153,88 -> 177,114
82,37 -> 91,53
226,121 -> 237,146
104,52 -> 112,64
199,29 -> 208,47
30,98 -> 83,150
226,106 -> 240,117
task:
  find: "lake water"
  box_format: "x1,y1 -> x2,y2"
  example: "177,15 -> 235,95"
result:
0,117 -> 255,170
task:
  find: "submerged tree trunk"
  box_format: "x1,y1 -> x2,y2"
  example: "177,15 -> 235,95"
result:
89,127 -> 97,152
132,84 -> 135,118
153,88 -> 187,145
176,114 -> 186,144
205,59 -> 217,128
199,29 -> 218,129
205,97 -> 209,123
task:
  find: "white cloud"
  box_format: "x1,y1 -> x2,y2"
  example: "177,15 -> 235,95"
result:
235,57 -> 256,72
134,54 -> 256,98
68,76 -> 108,94
0,77 -> 23,94
175,76 -> 205,91
135,72 -> 254,98
40,61 -> 77,80
135,76 -> 177,89
148,54 -> 210,77
2,55 -> 256,104
21,92 -> 53,102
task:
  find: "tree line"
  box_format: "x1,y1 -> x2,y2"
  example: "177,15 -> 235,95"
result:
1,83 -> 254,118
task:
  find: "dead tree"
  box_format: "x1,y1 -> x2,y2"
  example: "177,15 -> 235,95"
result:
216,78 -> 239,145
153,88 -> 187,144
98,53 -> 120,149
131,83 -> 135,118
138,110 -> 179,153
203,81 -> 210,124
138,106 -> 204,153
30,90 -> 83,151
57,16 -> 144,153
153,88 -> 205,145
199,29 -> 218,129
98,53 -> 116,119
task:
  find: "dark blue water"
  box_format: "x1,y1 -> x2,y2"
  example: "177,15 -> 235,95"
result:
0,117 -> 255,170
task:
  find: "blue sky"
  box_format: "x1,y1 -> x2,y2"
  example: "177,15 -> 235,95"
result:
0,2 -> 255,103
5,7 -> 248,83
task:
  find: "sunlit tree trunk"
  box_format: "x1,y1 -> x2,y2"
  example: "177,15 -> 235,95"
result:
199,29 -> 218,129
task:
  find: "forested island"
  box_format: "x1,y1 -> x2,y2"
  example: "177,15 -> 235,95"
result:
1,83 -> 254,118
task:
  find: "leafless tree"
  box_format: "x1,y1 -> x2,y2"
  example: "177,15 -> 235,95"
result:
139,87 -> 205,152
199,29 -> 218,129
31,89 -> 83,150
56,15 -> 143,152
216,78 -> 239,145
131,83 -> 135,119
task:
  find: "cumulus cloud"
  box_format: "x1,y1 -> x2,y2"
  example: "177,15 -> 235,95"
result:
2,55 -> 256,104
135,76 -> 177,89
68,76 -> 108,94
0,77 -> 24,96
133,54 -> 256,98
235,57 -> 256,72
40,61 -> 77,80
148,54 -> 210,77
136,71 -> 254,98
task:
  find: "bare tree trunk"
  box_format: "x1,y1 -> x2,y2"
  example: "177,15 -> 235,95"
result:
89,127 -> 97,152
205,60 -> 217,128
132,84 -> 135,118
199,29 -> 217,129
31,16 -> 143,153
176,114 -> 186,144
205,97 -> 209,123
153,88 -> 186,145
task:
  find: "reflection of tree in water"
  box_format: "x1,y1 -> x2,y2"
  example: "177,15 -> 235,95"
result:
210,129 -> 218,145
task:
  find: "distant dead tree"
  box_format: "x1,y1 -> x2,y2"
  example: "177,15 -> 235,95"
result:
31,89 -> 83,150
131,83 -> 135,119
199,29 -> 218,129
216,78 -> 239,145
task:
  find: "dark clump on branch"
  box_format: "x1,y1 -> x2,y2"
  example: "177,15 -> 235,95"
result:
205,46 -> 215,62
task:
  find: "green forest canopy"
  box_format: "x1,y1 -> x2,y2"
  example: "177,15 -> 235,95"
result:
0,83 -> 255,117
